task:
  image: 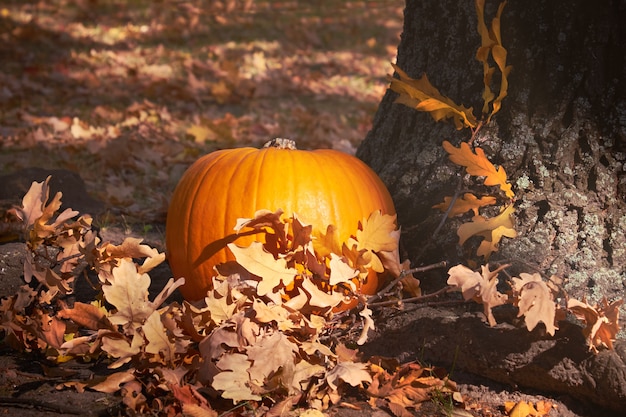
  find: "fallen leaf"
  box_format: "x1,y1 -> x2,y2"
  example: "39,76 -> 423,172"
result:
58,301 -> 114,331
326,360 -> 372,391
103,259 -> 154,330
212,353 -> 262,402
227,241 -> 298,296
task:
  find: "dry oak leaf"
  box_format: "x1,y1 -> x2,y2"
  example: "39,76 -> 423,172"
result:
356,210 -> 400,253
326,360 -> 372,391
567,297 -> 623,352
100,332 -> 144,369
457,204 -> 517,258
227,241 -> 298,296
247,331 -> 299,391
58,301 -> 115,331
314,224 -> 342,258
433,193 -> 497,217
212,352 -> 262,402
389,63 -> 477,130
328,253 -> 359,286
103,259 -> 154,330
143,310 -> 176,364
443,141 -> 514,198
447,264 -> 508,326
511,273 -> 558,336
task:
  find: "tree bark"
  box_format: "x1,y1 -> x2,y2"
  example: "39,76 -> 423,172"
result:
358,0 -> 626,306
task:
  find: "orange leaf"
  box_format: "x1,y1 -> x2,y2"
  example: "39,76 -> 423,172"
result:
443,141 -> 514,198
457,204 -> 517,258
567,297 -> 623,352
474,0 -> 511,120
432,193 -> 497,217
389,64 -> 477,130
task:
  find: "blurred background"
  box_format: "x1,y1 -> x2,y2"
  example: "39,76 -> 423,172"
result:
0,0 -> 403,222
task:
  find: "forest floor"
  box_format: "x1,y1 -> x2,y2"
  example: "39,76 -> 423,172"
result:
0,1 -> 618,416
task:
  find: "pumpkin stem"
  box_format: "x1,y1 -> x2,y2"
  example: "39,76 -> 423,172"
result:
263,138 -> 297,150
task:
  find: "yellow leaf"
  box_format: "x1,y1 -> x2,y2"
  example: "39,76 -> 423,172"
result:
457,204 -> 517,259
356,210 -> 400,253
227,241 -> 298,296
389,64 -> 477,130
443,140 -> 514,198
186,124 -> 216,143
433,193 -> 497,217
313,224 -> 342,258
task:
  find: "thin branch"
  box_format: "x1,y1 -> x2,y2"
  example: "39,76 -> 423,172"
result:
367,260 -> 448,304
369,285 -> 455,308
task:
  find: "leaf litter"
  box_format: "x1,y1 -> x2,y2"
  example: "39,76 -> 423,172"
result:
0,0 -> 403,223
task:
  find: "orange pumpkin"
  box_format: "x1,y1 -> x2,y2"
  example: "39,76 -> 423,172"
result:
165,138 -> 396,303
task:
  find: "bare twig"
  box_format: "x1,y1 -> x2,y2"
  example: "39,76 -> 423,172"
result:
369,285 -> 455,308
367,260 -> 448,305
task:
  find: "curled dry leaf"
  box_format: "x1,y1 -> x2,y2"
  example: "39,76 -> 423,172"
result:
447,264 -> 508,326
389,64 -> 477,130
567,297 -> 623,352
475,0 -> 511,120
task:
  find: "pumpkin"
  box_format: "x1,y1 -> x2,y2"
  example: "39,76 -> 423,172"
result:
165,138 -> 396,304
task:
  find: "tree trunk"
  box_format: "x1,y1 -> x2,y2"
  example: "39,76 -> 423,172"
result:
358,0 -> 626,306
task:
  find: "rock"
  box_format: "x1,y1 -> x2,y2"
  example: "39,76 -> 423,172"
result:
0,167 -> 104,216
362,305 -> 626,414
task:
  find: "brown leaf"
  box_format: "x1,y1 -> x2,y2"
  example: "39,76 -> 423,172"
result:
326,360 -> 372,391
58,301 -> 114,331
389,64 -> 477,130
247,331 -> 298,389
212,353 -> 262,402
103,259 -> 153,330
143,310 -> 176,364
